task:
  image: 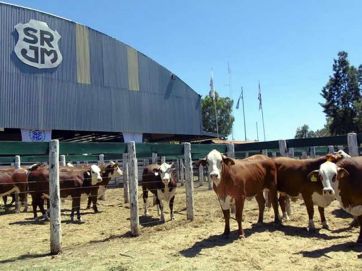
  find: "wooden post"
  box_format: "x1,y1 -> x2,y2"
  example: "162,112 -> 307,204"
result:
328,145 -> 334,154
227,143 -> 235,158
152,153 -> 158,164
183,143 -> 194,221
310,146 -> 316,158
14,155 -> 21,169
198,164 -> 204,186
278,140 -> 288,156
49,140 -> 62,255
347,133 -> 359,157
161,156 -> 166,164
59,155 -> 66,167
122,153 -> 129,204
128,142 -> 139,236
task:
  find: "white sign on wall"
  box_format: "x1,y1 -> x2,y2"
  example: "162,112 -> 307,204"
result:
21,129 -> 52,142
14,19 -> 63,69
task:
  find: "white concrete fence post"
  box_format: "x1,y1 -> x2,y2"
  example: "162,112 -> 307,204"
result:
198,164 -> 204,186
128,142 -> 140,236
49,139 -> 62,255
98,154 -> 105,166
310,146 -> 316,158
161,156 -> 166,164
152,153 -> 158,164
60,155 -> 66,167
272,152 -> 277,158
301,151 -> 308,159
288,147 -> 295,158
183,143 -> 194,221
122,153 -> 129,204
176,159 -> 180,183
347,132 -> 359,157
278,140 -> 288,156
328,145 -> 334,154
14,155 -> 21,169
180,159 -> 185,185
227,143 -> 235,158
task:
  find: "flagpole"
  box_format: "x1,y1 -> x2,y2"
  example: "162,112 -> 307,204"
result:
256,122 -> 259,141
241,87 -> 247,141
258,81 -> 266,141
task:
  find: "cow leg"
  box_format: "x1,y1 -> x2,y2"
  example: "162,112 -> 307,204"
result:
268,187 -> 281,224
39,199 -> 48,220
255,191 -> 266,224
279,194 -> 290,221
235,197 -> 245,238
142,186 -> 149,216
357,216 -> 362,243
350,217 -> 359,228
31,194 -> 38,220
303,196 -> 315,231
20,192 -> 28,212
91,189 -> 99,213
169,195 -> 175,220
86,196 -> 92,209
318,206 -> 329,229
157,197 -> 165,223
221,209 -> 231,237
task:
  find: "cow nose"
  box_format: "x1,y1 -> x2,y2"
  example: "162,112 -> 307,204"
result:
210,173 -> 218,179
323,188 -> 334,195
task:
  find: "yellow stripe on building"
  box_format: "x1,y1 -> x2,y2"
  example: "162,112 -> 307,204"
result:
76,24 -> 91,84
127,47 -> 140,91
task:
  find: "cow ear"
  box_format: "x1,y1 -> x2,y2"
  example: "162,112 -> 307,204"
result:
337,168 -> 349,179
195,158 -> 207,167
307,170 -> 320,182
222,156 -> 235,166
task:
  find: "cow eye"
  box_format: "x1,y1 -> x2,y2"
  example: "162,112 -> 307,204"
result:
332,175 -> 336,183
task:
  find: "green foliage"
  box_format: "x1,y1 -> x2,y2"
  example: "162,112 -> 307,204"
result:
320,51 -> 361,135
201,91 -> 234,137
294,124 -> 315,139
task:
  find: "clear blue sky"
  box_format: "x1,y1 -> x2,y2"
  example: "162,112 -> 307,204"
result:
4,0 -> 362,141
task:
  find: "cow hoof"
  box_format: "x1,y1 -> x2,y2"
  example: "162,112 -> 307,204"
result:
350,219 -> 359,228
322,224 -> 330,230
238,234 -> 245,239
307,227 -> 316,233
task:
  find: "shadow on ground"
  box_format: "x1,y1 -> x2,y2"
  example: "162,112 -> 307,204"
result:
297,241 -> 362,259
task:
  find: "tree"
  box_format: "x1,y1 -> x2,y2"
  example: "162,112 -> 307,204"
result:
201,91 -> 234,137
294,124 -> 315,139
320,51 -> 361,135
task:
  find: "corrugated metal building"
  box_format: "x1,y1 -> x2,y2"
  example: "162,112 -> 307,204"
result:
0,2 -> 208,142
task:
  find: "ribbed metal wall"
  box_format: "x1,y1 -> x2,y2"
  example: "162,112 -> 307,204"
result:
0,3 -> 202,136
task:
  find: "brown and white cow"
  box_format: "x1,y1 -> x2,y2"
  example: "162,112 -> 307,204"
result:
28,163 -> 102,221
199,150 -> 280,238
311,156 -> 362,243
142,162 -> 177,222
274,153 -> 342,231
85,161 -> 123,211
0,167 -> 28,213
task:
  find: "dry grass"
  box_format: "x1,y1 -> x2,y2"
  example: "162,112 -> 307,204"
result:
1,185 -> 362,271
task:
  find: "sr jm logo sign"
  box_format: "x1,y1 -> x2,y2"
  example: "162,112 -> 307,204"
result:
14,19 -> 63,69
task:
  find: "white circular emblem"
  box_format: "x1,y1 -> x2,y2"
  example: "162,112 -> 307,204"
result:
29,130 -> 46,142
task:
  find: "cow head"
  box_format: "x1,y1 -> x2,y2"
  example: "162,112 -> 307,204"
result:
197,149 -> 234,186
103,161 -> 123,180
334,150 -> 351,158
308,161 -> 341,197
90,164 -> 103,185
153,162 -> 174,186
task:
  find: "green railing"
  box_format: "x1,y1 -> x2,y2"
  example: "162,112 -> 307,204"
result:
0,133 -> 359,164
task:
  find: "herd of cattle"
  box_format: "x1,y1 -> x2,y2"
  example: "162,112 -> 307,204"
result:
1,149 -> 362,245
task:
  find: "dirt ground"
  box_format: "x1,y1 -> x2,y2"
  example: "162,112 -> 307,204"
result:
1,184 -> 362,271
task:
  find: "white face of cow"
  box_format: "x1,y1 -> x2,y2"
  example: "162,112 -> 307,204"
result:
108,162 -> 123,180
90,164 -> 102,185
335,150 -> 351,158
156,163 -> 173,186
315,161 -> 337,197
203,149 -> 223,186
